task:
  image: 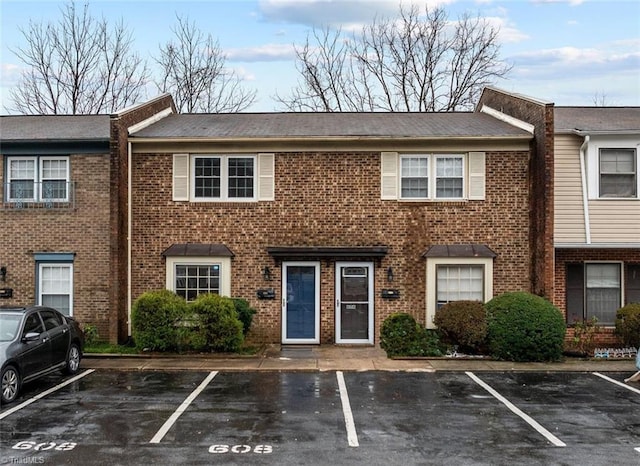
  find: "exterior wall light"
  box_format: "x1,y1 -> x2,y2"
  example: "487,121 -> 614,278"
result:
386,267 -> 394,283
0,266 -> 6,282
263,266 -> 272,281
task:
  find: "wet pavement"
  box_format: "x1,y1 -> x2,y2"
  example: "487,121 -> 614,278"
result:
1,347 -> 639,465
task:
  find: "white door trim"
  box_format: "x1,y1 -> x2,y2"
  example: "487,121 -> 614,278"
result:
282,261 -> 321,344
335,261 -> 374,344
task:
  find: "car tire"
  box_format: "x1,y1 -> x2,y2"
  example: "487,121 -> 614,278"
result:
64,343 -> 81,375
1,365 -> 21,404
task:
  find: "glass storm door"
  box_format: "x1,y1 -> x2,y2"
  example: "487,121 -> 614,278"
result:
282,262 -> 320,344
336,262 -> 374,344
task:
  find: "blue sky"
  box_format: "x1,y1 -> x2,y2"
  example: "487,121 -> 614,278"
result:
1,0 -> 639,113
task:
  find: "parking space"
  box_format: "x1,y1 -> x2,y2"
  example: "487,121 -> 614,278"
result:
1,370 -> 639,465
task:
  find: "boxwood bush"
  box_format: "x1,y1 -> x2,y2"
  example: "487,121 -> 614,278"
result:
189,293 -> 244,352
380,313 -> 443,357
486,292 -> 565,362
132,290 -> 188,351
434,300 -> 487,354
615,303 -> 640,348
232,297 -> 257,336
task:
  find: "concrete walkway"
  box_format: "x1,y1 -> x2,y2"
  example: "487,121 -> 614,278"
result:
81,345 -> 639,374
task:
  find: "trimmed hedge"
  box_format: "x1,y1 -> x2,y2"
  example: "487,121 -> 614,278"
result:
189,294 -> 244,352
486,292 -> 565,362
232,297 -> 257,336
380,313 -> 443,357
615,303 -> 640,348
434,300 -> 487,353
132,290 -> 188,351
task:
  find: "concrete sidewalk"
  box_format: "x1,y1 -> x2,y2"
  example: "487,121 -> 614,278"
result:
81,345 -> 639,374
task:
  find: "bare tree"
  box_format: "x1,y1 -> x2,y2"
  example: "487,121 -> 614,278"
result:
155,16 -> 256,113
8,2 -> 149,114
276,5 -> 511,112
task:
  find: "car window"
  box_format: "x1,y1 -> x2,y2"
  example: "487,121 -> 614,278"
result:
23,313 -> 44,336
40,309 -> 64,331
0,314 -> 22,342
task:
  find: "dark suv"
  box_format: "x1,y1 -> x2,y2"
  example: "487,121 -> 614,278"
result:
1,306 -> 84,404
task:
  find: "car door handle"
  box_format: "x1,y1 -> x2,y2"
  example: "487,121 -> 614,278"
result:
42,337 -> 49,343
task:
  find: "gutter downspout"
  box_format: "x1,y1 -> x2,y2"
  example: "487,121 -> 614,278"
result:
127,140 -> 133,337
579,135 -> 591,245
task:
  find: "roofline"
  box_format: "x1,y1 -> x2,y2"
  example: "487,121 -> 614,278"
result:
480,86 -> 554,107
111,93 -> 173,118
128,135 -> 532,144
556,129 -> 640,136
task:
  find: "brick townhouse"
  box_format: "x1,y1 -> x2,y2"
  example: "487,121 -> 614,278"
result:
6,88 -> 634,347
123,91 -> 541,345
0,95 -> 175,343
481,88 -> 640,344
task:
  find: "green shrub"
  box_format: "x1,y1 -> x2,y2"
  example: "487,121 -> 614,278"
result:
232,297 -> 257,335
615,303 -> 640,347
82,324 -> 99,347
485,292 -> 565,362
380,313 -> 444,357
189,294 -> 244,352
434,300 -> 487,354
132,290 -> 188,351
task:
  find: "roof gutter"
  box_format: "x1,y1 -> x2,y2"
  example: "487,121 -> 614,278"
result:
127,135 -> 532,144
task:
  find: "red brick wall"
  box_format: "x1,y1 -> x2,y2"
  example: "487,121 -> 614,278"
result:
0,154 -> 112,338
130,149 -> 532,344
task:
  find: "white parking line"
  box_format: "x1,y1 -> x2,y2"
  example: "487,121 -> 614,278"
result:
149,370 -> 218,444
465,371 -> 566,447
336,371 -> 359,447
592,372 -> 640,395
0,369 -> 95,420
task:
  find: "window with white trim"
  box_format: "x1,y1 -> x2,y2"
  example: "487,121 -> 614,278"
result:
388,152 -> 484,201
6,156 -> 70,202
599,148 -> 636,198
38,263 -> 73,316
192,155 -> 256,201
436,265 -> 484,308
165,256 -> 231,300
426,257 -> 493,329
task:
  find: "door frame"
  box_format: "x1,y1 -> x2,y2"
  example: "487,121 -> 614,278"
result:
281,261 -> 321,344
335,261 -> 374,344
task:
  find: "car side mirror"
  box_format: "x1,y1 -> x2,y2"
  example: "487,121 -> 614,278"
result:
22,332 -> 41,342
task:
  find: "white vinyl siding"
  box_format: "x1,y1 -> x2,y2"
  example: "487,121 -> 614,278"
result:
554,135 -> 587,243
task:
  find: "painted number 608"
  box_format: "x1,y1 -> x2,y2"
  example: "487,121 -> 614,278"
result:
12,441 -> 77,451
209,444 -> 272,454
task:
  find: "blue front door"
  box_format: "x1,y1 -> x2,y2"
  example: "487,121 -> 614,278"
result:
282,262 -> 320,343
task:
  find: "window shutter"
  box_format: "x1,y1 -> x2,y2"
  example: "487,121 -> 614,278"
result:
257,153 -> 275,201
626,264 -> 640,304
172,153 -> 189,201
468,152 -> 486,200
566,264 -> 584,324
381,152 -> 398,199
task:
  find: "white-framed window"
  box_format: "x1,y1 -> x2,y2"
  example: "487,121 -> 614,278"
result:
383,152 -> 485,201
436,265 -> 484,308
38,263 -> 73,316
586,262 -> 622,325
426,257 -> 493,329
165,256 -> 231,300
599,148 -> 637,198
192,155 -> 256,201
6,156 -> 69,202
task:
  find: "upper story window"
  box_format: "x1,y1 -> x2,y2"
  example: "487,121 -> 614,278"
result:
599,148 -> 637,198
173,153 -> 276,203
193,155 -> 255,201
5,156 -> 70,203
383,152 -> 485,201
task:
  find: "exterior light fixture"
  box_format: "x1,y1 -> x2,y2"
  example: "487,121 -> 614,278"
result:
263,266 -> 272,281
0,266 -> 6,282
386,267 -> 394,283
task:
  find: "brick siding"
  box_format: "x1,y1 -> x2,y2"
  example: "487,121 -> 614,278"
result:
129,149 -> 532,344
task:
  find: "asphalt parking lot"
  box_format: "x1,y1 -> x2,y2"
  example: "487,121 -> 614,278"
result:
0,369 -> 639,465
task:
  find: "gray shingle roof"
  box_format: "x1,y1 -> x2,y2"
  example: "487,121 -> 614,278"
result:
0,115 -> 110,141
555,107 -> 640,133
132,112 -> 531,139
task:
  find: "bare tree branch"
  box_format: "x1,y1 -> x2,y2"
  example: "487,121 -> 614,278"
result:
155,15 -> 256,113
8,2 -> 149,114
275,5 -> 511,112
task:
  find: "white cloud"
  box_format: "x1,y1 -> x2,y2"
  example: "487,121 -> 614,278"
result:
226,43 -> 297,62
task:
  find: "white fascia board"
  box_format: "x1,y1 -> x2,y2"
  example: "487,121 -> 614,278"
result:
480,105 -> 535,134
